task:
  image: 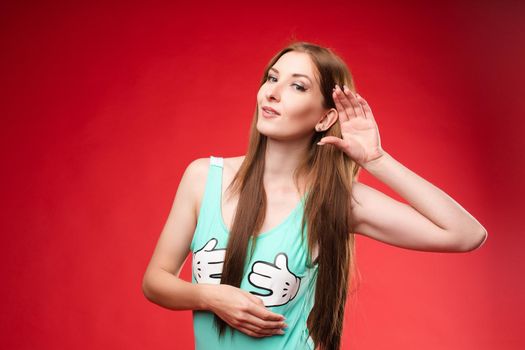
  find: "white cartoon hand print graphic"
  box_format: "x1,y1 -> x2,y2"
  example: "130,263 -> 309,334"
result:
192,238 -> 225,284
248,253 -> 301,307
193,238 -> 301,307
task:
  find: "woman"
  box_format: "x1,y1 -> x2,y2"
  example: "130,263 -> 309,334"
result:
142,41 -> 488,350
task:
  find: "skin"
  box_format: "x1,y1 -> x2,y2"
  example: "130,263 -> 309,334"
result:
142,50 -> 488,342
255,50 -> 487,253
255,51 -> 338,198
321,79 -> 488,253
256,51 -> 338,143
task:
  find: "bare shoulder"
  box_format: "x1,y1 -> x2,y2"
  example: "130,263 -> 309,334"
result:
184,157 -> 210,187
223,155 -> 246,173
190,155 -> 245,214
185,157 -> 211,217
186,157 -> 210,176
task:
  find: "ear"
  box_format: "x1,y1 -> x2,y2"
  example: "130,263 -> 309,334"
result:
315,108 -> 338,132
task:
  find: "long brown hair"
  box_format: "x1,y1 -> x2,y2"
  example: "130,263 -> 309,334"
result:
213,41 -> 362,350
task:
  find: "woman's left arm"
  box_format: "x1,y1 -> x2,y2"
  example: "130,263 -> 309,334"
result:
352,152 -> 488,252
320,84 -> 488,252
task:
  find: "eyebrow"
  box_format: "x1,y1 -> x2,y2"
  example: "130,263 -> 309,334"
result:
269,67 -> 313,84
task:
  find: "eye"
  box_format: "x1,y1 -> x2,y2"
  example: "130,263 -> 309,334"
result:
267,75 -> 307,92
293,83 -> 306,92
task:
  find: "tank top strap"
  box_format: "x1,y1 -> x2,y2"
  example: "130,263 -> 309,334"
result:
210,156 -> 224,168
190,156 -> 225,252
198,156 -> 224,223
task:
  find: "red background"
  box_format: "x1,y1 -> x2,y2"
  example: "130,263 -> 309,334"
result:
1,1 -> 524,349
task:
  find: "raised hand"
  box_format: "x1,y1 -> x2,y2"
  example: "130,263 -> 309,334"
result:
318,84 -> 385,167
248,253 -> 301,307
192,238 -> 225,284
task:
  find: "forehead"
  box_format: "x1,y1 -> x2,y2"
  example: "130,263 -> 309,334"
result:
271,51 -> 318,81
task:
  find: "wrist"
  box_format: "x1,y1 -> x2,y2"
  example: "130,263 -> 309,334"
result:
362,150 -> 390,172
196,283 -> 215,311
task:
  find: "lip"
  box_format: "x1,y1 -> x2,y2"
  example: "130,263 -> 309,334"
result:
261,106 -> 280,117
261,109 -> 278,119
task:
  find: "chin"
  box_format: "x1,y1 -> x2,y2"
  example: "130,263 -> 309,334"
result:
257,125 -> 299,142
256,120 -> 282,138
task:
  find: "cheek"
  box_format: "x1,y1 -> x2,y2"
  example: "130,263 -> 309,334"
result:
283,100 -> 320,124
256,89 -> 263,104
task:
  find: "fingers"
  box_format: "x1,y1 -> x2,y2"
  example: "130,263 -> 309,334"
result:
242,312 -> 288,334
332,87 -> 349,123
317,136 -> 346,148
355,94 -> 375,121
249,301 -> 285,322
237,324 -> 285,338
333,85 -> 366,120
235,291 -> 288,338
242,290 -> 285,321
344,86 -> 367,119
337,85 -> 359,119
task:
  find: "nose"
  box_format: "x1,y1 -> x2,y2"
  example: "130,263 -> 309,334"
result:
264,82 -> 281,102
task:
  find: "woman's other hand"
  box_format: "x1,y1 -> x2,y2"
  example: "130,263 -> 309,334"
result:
204,284 -> 288,338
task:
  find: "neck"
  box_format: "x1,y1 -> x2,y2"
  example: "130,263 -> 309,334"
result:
263,136 -> 310,194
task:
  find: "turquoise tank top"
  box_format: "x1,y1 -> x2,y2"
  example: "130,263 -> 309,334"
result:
190,156 -> 319,350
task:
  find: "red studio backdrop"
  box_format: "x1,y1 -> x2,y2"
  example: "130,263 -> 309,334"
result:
1,1 -> 524,349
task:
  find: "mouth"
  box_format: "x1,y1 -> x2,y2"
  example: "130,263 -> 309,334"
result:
261,106 -> 280,117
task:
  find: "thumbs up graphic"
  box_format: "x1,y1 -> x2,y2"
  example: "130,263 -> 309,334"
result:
192,238 -> 226,284
248,253 -> 301,307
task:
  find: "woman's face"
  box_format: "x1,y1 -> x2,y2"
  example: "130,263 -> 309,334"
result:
256,51 -> 333,141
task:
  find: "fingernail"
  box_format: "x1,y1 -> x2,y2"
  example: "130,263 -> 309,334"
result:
317,142 -> 325,146
278,330 -> 285,334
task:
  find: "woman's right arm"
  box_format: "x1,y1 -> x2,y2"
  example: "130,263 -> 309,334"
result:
141,158 -> 288,337
141,157 -> 210,310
